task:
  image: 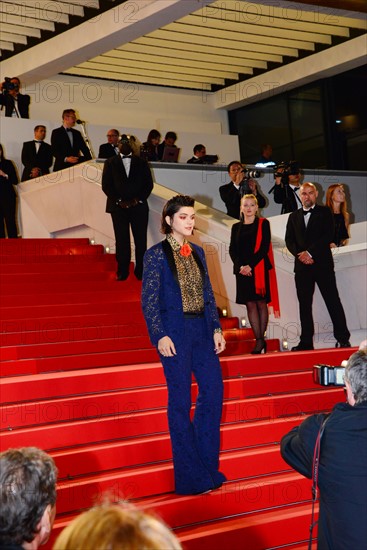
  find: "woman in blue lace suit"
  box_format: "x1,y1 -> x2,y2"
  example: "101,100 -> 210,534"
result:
142,195 -> 227,495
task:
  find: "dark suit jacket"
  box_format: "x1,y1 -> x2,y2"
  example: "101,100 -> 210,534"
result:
101,154 -> 153,213
219,181 -> 266,219
98,142 -> 118,159
142,240 -> 222,346
285,204 -> 334,273
51,126 -> 92,172
281,401 -> 367,550
21,141 -> 53,181
0,93 -> 30,118
273,184 -> 299,214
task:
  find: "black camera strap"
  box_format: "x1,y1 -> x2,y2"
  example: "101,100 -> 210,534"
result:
308,415 -> 330,550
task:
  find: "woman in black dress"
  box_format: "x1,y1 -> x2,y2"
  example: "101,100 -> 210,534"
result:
0,144 -> 19,238
325,184 -> 349,247
229,194 -> 279,354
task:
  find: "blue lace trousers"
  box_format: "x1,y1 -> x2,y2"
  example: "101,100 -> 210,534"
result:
161,316 -> 226,494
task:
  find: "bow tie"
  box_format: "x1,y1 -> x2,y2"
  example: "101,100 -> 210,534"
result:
303,208 -> 313,215
34,140 -> 42,143
293,187 -> 300,191
66,128 -> 72,132
122,155 -> 132,159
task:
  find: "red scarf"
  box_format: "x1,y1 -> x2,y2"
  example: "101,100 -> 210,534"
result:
254,218 -> 281,318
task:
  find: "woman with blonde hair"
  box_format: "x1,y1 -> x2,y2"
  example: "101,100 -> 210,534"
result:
53,502 -> 182,550
229,194 -> 280,354
325,183 -> 349,247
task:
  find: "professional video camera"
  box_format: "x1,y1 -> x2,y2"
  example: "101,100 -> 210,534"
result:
313,360 -> 348,386
1,77 -> 19,94
273,160 -> 300,184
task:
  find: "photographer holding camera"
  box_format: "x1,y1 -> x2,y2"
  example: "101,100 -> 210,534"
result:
271,160 -> 302,214
219,161 -> 266,220
0,77 -> 30,118
281,349 -> 367,550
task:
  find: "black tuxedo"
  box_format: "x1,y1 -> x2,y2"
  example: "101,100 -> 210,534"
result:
285,205 -> 350,346
21,141 -> 53,181
98,142 -> 119,159
51,126 -> 92,172
0,158 -> 19,238
0,93 -> 30,118
219,181 -> 266,219
102,154 -> 154,278
273,183 -> 300,214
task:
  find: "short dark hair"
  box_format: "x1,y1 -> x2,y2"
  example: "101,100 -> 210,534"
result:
193,144 -> 205,154
34,125 -> 46,132
165,131 -> 177,141
0,447 -> 58,545
227,160 -> 242,173
147,129 -> 161,142
62,109 -> 76,118
345,350 -> 367,405
161,195 -> 195,234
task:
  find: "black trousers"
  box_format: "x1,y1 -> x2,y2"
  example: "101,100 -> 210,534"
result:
295,266 -> 350,345
111,201 -> 149,277
0,195 -> 18,238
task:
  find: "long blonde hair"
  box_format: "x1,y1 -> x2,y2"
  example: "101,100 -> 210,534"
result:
325,184 -> 349,225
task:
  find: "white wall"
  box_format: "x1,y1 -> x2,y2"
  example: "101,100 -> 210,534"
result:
15,75 -> 229,130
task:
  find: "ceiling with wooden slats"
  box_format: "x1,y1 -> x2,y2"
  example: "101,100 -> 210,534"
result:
1,0 -> 366,92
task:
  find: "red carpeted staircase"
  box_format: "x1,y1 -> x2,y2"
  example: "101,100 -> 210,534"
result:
0,239 -> 354,549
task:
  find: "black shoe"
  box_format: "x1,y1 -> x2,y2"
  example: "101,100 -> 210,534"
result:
251,339 -> 267,354
134,272 -> 142,281
116,273 -> 128,281
335,341 -> 351,348
291,343 -> 314,351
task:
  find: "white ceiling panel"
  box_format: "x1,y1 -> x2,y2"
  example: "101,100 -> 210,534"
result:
1,0 -> 366,93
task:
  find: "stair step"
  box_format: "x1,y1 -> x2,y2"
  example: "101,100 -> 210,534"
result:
53,445 -> 293,515
0,335 -> 152,361
50,417 -> 304,479
0,389 -> 341,448
1,366 -> 318,404
220,348 -> 356,377
0,347 -> 159,376
176,502 -> 316,550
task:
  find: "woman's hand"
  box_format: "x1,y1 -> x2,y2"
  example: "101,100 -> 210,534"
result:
158,336 -> 176,357
239,265 -> 252,276
214,332 -> 226,355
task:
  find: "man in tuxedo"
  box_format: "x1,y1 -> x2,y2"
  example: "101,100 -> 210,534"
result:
98,129 -> 120,159
272,161 -> 302,214
51,109 -> 92,172
219,160 -> 266,219
102,134 -> 154,281
187,144 -> 207,164
21,125 -> 53,181
285,182 -> 351,351
0,77 -> 30,118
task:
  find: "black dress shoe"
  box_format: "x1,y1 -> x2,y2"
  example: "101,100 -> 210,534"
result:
134,272 -> 142,281
335,341 -> 351,348
291,343 -> 314,351
116,273 -> 128,281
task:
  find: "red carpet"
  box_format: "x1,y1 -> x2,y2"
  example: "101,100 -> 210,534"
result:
0,239 -> 355,549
